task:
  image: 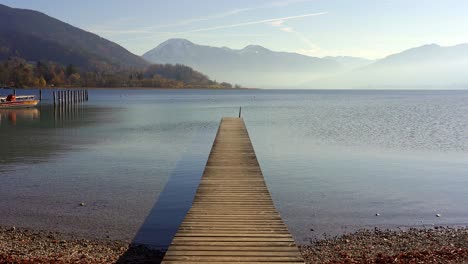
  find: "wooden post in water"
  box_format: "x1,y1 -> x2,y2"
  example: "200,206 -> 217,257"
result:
39,89 -> 42,100
13,89 -> 16,95
53,91 -> 56,107
85,89 -> 88,101
239,106 -> 242,118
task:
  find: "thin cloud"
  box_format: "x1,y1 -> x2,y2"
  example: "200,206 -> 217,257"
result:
280,27 -> 294,32
144,7 -> 256,30
151,1 -> 315,30
90,7 -> 256,36
90,1 -> 316,37
180,12 -> 328,33
268,14 -> 322,56
270,20 -> 285,26
270,0 -> 315,7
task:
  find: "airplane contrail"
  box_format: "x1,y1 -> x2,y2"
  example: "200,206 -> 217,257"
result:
181,12 -> 328,33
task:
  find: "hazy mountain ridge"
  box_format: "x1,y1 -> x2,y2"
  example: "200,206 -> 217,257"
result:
0,4 -> 148,70
307,44 -> 468,89
144,39 -> 468,89
323,56 -> 374,70
143,39 -> 344,88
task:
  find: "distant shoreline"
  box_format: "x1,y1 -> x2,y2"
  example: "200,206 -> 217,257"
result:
4,87 -> 468,92
1,86 -> 254,91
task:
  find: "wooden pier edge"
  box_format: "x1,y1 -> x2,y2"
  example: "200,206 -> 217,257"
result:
161,117 -> 305,263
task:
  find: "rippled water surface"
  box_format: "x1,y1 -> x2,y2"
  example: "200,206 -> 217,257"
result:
1,89 -> 467,245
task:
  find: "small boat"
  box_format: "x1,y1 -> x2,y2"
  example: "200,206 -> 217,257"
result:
0,94 -> 40,108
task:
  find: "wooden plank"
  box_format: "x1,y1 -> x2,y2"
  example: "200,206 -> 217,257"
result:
165,251 -> 302,256
162,117 -> 304,263
162,256 -> 304,262
162,262 -> 304,264
167,246 -> 300,251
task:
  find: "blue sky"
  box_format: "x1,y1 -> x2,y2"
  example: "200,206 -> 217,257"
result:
2,0 -> 468,59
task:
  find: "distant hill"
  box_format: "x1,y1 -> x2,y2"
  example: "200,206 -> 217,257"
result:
0,4 -> 234,89
143,39 -> 348,88
0,4 -> 148,70
307,44 -> 468,89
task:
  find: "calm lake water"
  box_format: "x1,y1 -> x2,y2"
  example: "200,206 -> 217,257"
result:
1,88 -> 467,246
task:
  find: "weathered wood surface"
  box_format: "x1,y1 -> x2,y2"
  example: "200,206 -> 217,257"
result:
162,117 -> 304,263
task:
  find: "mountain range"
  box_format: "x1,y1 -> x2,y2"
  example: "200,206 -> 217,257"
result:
0,4 -> 230,89
1,3 -> 467,89
0,4 -> 147,71
144,39 -> 468,89
309,43 -> 468,89
143,39 -> 373,88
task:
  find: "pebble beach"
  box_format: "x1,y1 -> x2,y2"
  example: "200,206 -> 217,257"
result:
1,225 -> 467,264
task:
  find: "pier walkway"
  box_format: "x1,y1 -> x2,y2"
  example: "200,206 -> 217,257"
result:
162,117 -> 304,263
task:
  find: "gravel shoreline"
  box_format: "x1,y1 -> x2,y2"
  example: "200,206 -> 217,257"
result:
301,226 -> 468,263
0,226 -> 163,264
1,226 -> 467,263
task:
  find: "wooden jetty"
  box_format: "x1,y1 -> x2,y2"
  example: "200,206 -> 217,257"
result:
52,89 -> 88,106
162,117 -> 304,263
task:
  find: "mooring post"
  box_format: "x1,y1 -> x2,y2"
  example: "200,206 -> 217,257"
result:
239,107 -> 242,118
39,89 -> 42,100
13,89 -> 16,95
86,89 -> 88,101
53,91 -> 56,107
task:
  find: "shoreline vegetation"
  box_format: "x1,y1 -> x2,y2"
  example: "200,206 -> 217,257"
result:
1,225 -> 466,264
0,57 -> 241,90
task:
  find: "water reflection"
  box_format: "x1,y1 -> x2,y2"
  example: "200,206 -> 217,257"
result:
0,108 -> 40,125
53,104 -> 87,124
0,103 -> 116,167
